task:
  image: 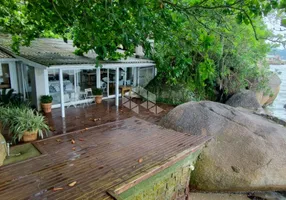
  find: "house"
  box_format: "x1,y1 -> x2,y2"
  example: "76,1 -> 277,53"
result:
0,35 -> 156,117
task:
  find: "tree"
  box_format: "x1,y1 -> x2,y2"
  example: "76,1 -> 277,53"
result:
0,0 -> 279,57
0,0 -> 280,100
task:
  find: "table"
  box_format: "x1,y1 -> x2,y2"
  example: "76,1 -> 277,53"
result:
120,85 -> 132,97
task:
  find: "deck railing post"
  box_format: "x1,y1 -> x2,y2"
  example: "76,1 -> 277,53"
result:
59,69 -> 65,118
115,67 -> 119,106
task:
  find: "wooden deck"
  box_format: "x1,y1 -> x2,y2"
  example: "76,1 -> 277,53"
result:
44,99 -> 174,136
0,117 -> 210,200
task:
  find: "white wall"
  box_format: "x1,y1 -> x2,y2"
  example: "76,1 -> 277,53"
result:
30,67 -> 47,110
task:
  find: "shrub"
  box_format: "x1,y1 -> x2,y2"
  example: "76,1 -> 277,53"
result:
0,88 -> 29,107
40,95 -> 53,103
92,88 -> 103,96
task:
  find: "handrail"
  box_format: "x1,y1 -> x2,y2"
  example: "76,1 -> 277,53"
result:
132,86 -> 156,104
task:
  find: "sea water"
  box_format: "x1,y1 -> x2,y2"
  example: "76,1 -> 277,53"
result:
267,65 -> 286,120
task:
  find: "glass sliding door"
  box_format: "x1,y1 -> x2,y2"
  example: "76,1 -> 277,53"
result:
108,69 -> 116,96
0,63 -> 11,89
48,68 -> 98,106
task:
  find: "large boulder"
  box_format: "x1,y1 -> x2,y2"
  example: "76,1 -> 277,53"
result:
256,73 -> 281,106
160,101 -> 286,192
226,90 -> 262,111
0,133 -> 6,166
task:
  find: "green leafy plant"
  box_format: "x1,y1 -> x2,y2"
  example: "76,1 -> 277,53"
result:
40,95 -> 53,104
0,88 -> 14,105
92,88 -> 103,96
0,106 -> 49,143
0,88 -> 29,107
0,106 -> 15,130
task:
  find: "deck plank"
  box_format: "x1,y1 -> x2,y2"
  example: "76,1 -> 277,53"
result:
0,117 -> 210,200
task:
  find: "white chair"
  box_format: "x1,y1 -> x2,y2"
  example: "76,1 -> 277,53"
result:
68,92 -> 81,108
84,88 -> 94,105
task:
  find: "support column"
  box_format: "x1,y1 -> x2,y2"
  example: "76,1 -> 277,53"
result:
59,69 -> 65,118
96,67 -> 101,88
115,67 -> 119,106
133,68 -> 137,87
31,67 -> 47,110
44,69 -> 49,95
123,67 -> 127,85
74,70 -> 77,93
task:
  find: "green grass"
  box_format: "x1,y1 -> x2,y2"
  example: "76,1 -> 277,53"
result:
3,143 -> 41,165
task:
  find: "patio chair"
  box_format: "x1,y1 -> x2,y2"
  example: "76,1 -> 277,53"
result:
84,88 -> 94,106
68,92 -> 81,108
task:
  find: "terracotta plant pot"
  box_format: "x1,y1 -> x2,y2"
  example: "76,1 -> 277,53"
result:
95,95 -> 103,104
22,130 -> 38,142
41,103 -> 52,113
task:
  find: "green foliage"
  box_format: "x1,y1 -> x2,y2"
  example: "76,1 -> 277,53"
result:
0,88 -> 14,105
0,106 -> 49,143
92,88 -> 103,96
0,0 -> 279,100
0,0 -> 280,58
40,95 -> 53,104
0,88 -> 29,107
153,13 -> 271,100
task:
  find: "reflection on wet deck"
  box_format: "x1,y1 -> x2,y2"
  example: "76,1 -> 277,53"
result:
45,99 -> 174,137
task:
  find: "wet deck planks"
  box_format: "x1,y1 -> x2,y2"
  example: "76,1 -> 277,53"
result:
0,117 -> 210,200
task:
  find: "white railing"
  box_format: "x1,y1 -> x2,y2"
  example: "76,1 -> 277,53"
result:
132,86 -> 156,104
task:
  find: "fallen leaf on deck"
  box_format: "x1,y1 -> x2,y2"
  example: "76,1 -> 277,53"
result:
68,181 -> 77,187
52,187 -> 63,191
93,118 -> 101,122
71,139 -> 75,144
138,158 -> 143,163
79,138 -> 85,141
56,139 -> 61,142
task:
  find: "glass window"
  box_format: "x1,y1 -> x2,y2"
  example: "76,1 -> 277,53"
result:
48,69 -> 99,105
0,63 -> 11,89
139,67 -> 154,87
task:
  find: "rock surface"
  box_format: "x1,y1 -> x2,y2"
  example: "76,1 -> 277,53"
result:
160,101 -> 286,191
0,133 -> 6,166
256,73 -> 281,106
226,90 -> 262,111
188,192 -> 249,200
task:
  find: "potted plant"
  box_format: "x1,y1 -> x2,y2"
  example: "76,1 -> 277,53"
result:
0,106 -> 15,132
9,108 -> 49,142
40,95 -> 53,113
92,88 -> 103,104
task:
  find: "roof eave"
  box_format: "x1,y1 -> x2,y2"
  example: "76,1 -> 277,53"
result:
49,62 -> 156,70
0,46 -> 48,69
